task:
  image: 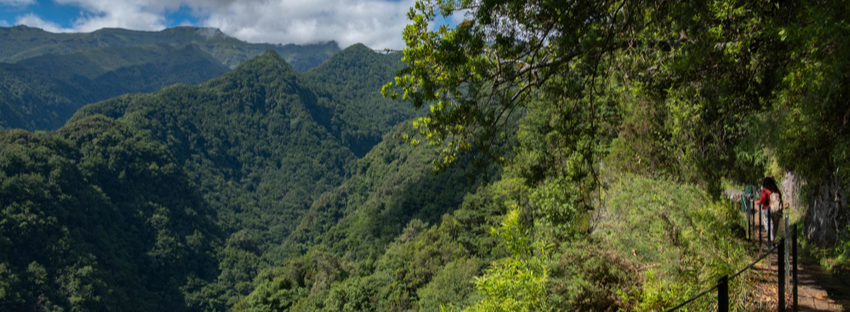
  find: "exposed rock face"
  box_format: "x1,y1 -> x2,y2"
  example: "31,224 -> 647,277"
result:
724,190 -> 743,203
803,174 -> 849,247
781,172 -> 805,209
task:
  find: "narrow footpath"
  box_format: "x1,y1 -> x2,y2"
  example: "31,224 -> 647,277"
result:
749,215 -> 850,311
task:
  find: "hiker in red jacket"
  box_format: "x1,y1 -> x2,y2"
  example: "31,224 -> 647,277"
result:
756,176 -> 782,246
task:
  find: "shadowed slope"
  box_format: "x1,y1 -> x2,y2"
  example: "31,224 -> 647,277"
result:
0,44 -> 230,131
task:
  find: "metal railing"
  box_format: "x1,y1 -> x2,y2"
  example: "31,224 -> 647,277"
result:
665,189 -> 799,312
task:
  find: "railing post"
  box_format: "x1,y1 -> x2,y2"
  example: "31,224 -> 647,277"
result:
743,197 -> 749,240
779,238 -> 786,312
785,214 -> 790,295
793,223 -> 798,312
718,275 -> 729,312
752,199 -> 756,242
747,198 -> 755,239
759,204 -> 763,253
751,200 -> 755,241
768,208 -> 772,246
748,191 -> 752,240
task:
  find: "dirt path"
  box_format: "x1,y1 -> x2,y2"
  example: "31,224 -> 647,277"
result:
748,213 -> 850,311
793,256 -> 850,311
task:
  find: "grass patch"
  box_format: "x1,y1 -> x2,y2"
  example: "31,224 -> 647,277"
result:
598,175 -> 773,311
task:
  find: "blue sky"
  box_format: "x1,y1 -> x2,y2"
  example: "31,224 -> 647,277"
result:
0,0 -> 457,49
0,2 -> 200,28
0,1 -> 79,27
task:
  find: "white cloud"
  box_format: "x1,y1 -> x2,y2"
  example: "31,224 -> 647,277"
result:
12,0 -> 424,49
201,0 -> 416,49
0,20 -> 8,27
15,13 -> 73,32
51,0 -> 171,32
0,0 -> 35,7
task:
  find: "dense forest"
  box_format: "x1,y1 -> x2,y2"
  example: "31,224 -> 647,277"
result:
65,45 -> 421,309
2,0 -> 850,310
2,42 -> 419,310
0,116 -> 222,311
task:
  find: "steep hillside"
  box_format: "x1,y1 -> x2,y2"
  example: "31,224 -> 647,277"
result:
0,116 -> 223,312
278,123 -> 477,260
4,0 -> 849,311
65,47 -> 418,306
71,51 -> 356,246
0,25 -> 339,71
0,44 -> 230,131
0,63 -> 80,130
236,124 -> 510,311
16,43 -> 228,89
302,44 -> 420,157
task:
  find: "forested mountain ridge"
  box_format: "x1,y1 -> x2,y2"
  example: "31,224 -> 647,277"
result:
0,25 -> 343,132
0,43 -> 231,131
235,128 -> 508,310
234,0 -> 850,310
0,116 -> 223,312
65,47 -> 420,307
15,43 -> 228,88
301,44 -> 418,157
4,0 -> 850,310
0,25 -> 339,71
70,49 -> 357,242
278,123 -> 478,260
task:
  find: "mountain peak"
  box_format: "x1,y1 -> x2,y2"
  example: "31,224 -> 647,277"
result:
332,42 -> 401,59
254,49 -> 289,65
227,49 -> 297,77
306,41 -> 402,76
346,43 -> 371,50
261,49 -> 283,58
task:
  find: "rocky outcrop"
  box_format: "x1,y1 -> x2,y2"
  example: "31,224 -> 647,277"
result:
781,172 -> 805,210
803,174 -> 849,247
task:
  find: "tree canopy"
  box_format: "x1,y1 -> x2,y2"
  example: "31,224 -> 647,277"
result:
384,0 -> 849,196
0,116 -> 222,312
3,1 -> 849,309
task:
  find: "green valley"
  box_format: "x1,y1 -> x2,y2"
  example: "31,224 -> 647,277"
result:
2,0 -> 850,310
63,45 -> 422,308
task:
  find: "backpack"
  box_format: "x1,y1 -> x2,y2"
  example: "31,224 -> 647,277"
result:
769,191 -> 783,213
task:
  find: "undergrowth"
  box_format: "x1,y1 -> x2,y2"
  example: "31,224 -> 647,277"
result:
599,175 -> 773,311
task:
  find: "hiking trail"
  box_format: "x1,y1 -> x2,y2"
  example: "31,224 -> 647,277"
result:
749,213 -> 850,311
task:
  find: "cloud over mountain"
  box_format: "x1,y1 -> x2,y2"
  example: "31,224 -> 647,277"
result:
3,0 -> 420,49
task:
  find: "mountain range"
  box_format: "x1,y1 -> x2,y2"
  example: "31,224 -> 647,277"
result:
0,26 -> 342,132
0,37 -> 436,310
3,3 -> 848,311
0,25 -> 339,70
